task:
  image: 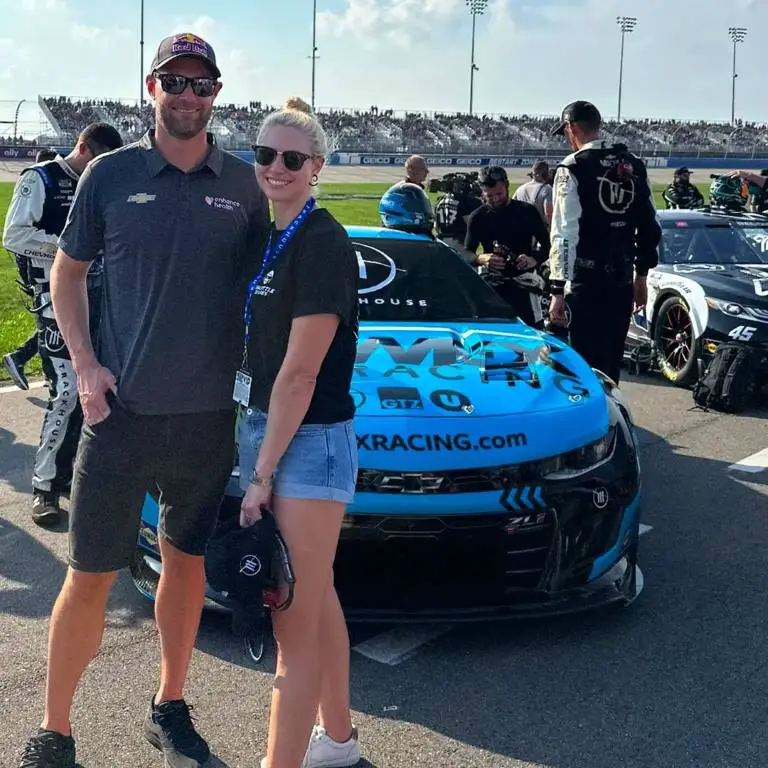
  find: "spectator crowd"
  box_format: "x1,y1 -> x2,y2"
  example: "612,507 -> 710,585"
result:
8,96 -> 768,157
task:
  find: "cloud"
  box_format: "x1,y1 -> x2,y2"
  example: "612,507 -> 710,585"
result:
318,0 -> 462,46
171,15 -> 217,41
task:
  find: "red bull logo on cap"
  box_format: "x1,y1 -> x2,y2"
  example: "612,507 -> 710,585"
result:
171,33 -> 209,57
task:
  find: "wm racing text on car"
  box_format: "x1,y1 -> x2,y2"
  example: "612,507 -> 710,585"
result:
132,226 -> 644,622
625,209 -> 768,386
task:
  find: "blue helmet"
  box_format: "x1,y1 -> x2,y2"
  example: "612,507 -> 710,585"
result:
379,182 -> 435,235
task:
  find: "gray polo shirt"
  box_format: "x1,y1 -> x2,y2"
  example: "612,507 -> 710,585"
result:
58,130 -> 270,415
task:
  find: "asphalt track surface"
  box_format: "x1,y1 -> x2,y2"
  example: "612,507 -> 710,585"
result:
2,369 -> 768,768
0,161 -> 733,186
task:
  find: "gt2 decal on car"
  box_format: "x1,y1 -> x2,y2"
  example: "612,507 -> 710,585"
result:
728,325 -> 758,341
378,387 -> 424,410
357,432 -> 528,452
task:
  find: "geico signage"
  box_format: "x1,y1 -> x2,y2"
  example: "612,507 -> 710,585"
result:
362,157 -> 394,165
459,158 -> 484,165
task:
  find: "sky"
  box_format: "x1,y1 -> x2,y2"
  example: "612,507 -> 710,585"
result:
0,0 -> 766,137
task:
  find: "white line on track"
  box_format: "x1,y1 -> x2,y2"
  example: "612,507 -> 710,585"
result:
639,523 -> 654,536
0,380 -> 46,395
353,624 -> 455,665
727,448 -> 768,474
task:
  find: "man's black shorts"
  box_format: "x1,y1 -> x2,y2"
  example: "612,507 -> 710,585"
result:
68,396 -> 235,573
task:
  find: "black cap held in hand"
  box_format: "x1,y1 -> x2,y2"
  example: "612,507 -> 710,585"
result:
150,32 -> 221,78
552,101 -> 602,136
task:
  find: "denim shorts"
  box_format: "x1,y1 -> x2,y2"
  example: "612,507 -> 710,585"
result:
237,407 -> 358,504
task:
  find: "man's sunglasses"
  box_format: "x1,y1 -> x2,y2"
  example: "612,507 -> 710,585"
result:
154,73 -> 217,97
253,145 -> 314,172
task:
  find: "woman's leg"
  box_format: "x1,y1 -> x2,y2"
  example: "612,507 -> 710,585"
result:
265,495 -> 346,768
317,583 -> 353,742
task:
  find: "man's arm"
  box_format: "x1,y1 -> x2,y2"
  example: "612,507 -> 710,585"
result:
662,185 -> 676,209
529,203 -> 551,264
50,251 -> 98,367
548,166 -> 580,295
632,167 -> 662,277
2,170 -> 60,260
53,162 -> 115,423
462,209 -> 484,266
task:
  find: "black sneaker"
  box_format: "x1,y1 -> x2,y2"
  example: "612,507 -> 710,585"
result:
144,697 -> 211,768
18,729 -> 76,768
32,491 -> 61,528
4,352 -> 29,391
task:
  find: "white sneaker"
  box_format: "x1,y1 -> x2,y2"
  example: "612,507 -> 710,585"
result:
301,725 -> 361,768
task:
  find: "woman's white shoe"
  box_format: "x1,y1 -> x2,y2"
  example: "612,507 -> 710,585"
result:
301,725 -> 361,768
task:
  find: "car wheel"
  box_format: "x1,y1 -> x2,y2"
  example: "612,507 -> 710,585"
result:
653,295 -> 700,386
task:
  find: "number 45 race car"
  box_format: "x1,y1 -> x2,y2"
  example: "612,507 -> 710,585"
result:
625,209 -> 768,385
132,227 -> 644,622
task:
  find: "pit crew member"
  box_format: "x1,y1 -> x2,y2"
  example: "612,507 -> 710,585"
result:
2,123 -> 123,527
464,165 -> 551,327
662,167 -> 705,209
512,159 -> 554,225
3,149 -> 67,390
403,154 -> 429,188
549,100 -> 661,384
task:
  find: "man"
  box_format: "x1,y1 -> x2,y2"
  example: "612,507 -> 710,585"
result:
404,154 -> 429,187
17,33 -> 270,768
434,172 -> 483,256
464,165 -> 551,326
3,124 -> 123,526
548,100 -> 661,384
513,159 -> 554,225
3,149 -> 87,392
662,167 -> 705,209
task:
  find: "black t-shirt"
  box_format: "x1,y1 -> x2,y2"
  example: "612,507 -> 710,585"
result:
464,199 -> 551,262
243,208 -> 359,424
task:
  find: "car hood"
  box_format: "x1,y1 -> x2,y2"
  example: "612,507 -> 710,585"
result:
667,263 -> 768,305
353,321 -> 606,421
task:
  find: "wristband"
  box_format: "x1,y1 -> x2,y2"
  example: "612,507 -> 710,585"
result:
250,469 -> 274,487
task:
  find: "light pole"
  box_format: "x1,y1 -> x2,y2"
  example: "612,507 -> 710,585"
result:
139,0 -> 145,107
308,0 -> 319,111
729,26 -> 747,125
466,0 -> 487,116
616,16 -> 637,122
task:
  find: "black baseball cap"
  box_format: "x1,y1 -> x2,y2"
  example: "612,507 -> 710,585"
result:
675,167 -> 692,175
479,165 -> 508,186
150,33 -> 221,78
80,122 -> 123,152
551,101 -> 602,136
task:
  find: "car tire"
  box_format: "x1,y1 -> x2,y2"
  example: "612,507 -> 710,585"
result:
653,295 -> 700,386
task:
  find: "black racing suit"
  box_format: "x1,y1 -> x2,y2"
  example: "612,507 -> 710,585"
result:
662,181 -> 705,210
2,157 -> 102,494
549,141 -> 661,383
465,199 -> 551,327
434,191 -> 483,258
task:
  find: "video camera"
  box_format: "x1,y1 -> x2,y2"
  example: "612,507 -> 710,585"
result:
429,171 -> 482,198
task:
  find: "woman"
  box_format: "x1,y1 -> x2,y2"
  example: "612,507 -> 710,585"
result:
237,96 -> 361,768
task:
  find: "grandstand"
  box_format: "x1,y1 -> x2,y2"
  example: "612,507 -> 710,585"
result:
15,95 -> 768,159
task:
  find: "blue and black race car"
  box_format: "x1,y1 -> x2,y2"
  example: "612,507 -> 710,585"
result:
625,209 -> 768,385
131,226 -> 644,622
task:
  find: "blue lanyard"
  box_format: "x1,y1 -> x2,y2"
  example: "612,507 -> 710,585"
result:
243,197 -> 316,345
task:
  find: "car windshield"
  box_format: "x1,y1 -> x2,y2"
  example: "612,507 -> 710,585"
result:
352,236 -> 518,322
661,222 -> 768,265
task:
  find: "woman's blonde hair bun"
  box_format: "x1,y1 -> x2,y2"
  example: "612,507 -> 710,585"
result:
284,96 -> 313,116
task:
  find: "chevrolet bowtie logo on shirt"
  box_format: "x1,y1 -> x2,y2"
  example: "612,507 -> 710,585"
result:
127,193 -> 157,204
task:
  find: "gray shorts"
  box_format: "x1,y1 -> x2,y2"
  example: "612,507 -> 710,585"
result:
68,395 -> 235,573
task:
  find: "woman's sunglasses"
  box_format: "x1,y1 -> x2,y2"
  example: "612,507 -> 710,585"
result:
154,73 -> 217,98
253,145 -> 313,172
